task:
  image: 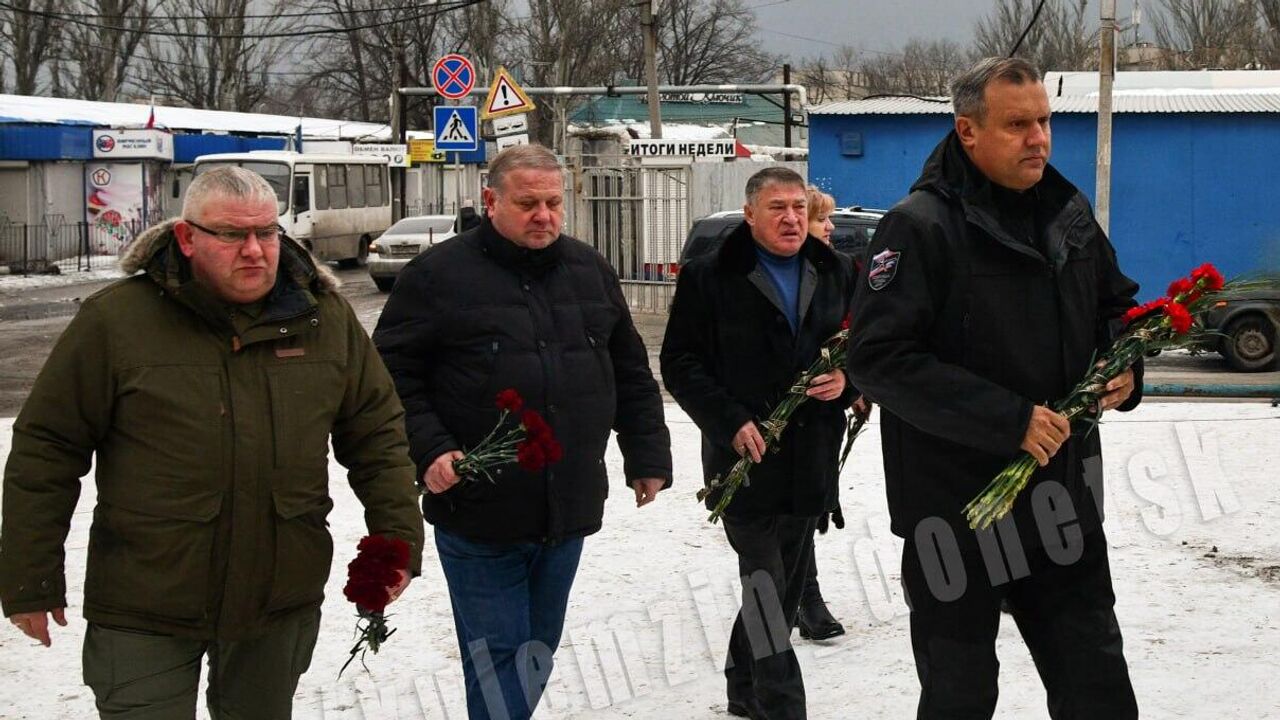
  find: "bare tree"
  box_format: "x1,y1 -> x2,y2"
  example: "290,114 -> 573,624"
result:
796,45 -> 869,103
1,0 -> 62,95
438,0 -> 515,81
521,0 -> 634,147
1151,0 -> 1262,69
795,52 -> 834,104
1257,0 -> 1280,68
143,0 -> 293,112
656,0 -> 778,84
860,39 -> 969,96
303,1 -> 487,127
54,0 -> 151,102
972,0 -> 1096,72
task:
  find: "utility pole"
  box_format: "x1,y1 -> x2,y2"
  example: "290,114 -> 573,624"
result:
390,49 -> 408,222
1096,0 -> 1117,234
783,63 -> 792,148
641,0 -> 663,138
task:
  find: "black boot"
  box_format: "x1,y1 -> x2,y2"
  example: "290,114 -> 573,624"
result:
797,591 -> 845,640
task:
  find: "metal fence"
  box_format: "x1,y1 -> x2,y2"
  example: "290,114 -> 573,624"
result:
570,156 -> 689,313
0,220 -> 146,275
404,201 -> 463,217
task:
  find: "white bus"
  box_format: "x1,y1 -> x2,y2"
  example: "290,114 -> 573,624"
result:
193,151 -> 391,266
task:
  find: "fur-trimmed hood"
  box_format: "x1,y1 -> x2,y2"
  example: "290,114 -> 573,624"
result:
120,218 -> 341,293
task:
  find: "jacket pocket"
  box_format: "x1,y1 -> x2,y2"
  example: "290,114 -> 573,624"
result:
267,364 -> 344,470
264,491 -> 335,614
85,484 -> 223,623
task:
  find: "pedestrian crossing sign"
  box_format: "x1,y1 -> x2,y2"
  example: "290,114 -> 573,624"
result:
432,105 -> 479,152
482,66 -> 537,120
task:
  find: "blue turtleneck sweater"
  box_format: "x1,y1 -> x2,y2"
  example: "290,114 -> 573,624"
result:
754,245 -> 801,333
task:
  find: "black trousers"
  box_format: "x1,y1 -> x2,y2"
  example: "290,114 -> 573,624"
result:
722,513 -> 817,720
902,525 -> 1138,720
801,540 -> 821,603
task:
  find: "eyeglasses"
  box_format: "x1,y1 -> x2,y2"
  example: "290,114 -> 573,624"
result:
185,219 -> 282,245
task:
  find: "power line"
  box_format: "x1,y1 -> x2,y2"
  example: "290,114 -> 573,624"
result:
1009,0 -> 1050,57
13,0 -> 480,22
758,28 -> 907,58
0,0 -> 482,40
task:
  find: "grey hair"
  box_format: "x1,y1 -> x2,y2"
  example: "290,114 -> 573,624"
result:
183,165 -> 278,220
745,166 -> 806,205
950,56 -> 1043,122
486,144 -> 563,190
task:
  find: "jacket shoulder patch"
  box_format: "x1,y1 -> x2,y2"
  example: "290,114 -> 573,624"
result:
867,249 -> 901,291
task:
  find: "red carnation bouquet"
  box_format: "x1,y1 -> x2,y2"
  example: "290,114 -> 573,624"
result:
963,263 -> 1274,529
451,388 -> 564,483
340,534 -> 411,676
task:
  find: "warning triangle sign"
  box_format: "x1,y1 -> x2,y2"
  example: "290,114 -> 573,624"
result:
439,109 -> 475,144
482,66 -> 537,120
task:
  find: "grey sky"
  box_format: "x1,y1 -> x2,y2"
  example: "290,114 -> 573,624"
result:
750,0 -> 1148,62
750,0 -> 999,61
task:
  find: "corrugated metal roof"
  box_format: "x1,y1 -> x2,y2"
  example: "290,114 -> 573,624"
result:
0,93 -> 390,140
811,91 -> 1280,115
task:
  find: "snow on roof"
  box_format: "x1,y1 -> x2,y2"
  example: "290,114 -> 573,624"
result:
568,121 -> 731,141
0,93 -> 392,140
811,91 -> 1280,115
1045,70 -> 1280,94
813,70 -> 1280,116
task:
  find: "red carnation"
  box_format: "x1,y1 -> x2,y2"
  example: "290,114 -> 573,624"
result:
543,437 -> 564,464
1122,298 -> 1168,326
517,440 -> 547,471
1190,263 -> 1225,292
521,409 -> 552,440
1164,301 -> 1193,334
343,576 -> 392,613
356,534 -> 411,571
495,388 -> 524,413
1167,277 -> 1195,300
840,313 -> 851,331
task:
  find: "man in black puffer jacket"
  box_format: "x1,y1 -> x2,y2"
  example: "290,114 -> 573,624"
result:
374,144 -> 672,720
848,58 -> 1142,719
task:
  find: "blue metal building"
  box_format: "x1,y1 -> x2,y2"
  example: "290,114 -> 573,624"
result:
808,84 -> 1280,301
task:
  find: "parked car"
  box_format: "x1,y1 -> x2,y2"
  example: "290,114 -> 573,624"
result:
1197,289 -> 1280,371
367,215 -> 458,291
679,208 -> 883,267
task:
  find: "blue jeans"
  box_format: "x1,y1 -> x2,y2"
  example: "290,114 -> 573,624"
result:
434,527 -> 584,720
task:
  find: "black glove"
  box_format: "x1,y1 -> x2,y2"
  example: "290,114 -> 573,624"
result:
816,506 -> 845,534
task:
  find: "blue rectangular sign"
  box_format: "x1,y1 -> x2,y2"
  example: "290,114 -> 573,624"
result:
433,106 -> 479,152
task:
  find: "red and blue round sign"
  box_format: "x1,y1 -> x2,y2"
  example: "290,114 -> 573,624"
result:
432,54 -> 476,100
96,134 -> 116,152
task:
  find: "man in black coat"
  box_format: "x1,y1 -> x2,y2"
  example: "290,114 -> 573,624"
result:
662,166 -> 854,720
374,144 -> 672,720
847,57 -> 1142,719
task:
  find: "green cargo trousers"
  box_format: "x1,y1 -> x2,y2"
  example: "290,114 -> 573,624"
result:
81,609 -> 320,719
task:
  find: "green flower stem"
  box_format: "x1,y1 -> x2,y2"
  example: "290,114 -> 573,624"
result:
699,330 -> 849,524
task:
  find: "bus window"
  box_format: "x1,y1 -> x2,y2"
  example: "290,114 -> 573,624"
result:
348,165 -> 366,208
328,164 -> 348,209
313,165 -> 329,210
194,160 -> 290,213
378,165 -> 388,201
293,175 -> 311,214
365,165 -> 383,207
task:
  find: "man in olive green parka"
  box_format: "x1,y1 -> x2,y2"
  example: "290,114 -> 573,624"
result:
0,166 -> 424,719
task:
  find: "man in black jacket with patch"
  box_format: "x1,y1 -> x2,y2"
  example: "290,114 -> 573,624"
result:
662,167 -> 854,720
847,58 -> 1142,719
374,144 -> 672,720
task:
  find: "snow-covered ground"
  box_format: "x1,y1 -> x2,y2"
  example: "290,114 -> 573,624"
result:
0,401 -> 1277,719
0,266 -> 124,294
